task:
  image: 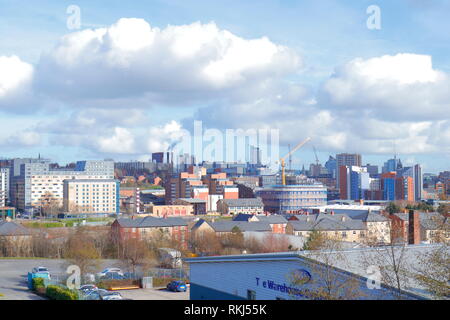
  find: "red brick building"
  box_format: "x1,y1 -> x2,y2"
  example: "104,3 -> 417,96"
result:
111,216 -> 189,248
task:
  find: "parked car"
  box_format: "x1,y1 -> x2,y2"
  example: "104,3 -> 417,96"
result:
97,268 -> 123,278
79,284 -> 98,293
32,266 -> 51,279
100,291 -> 123,300
166,281 -> 187,292
101,272 -> 125,280
83,290 -> 101,300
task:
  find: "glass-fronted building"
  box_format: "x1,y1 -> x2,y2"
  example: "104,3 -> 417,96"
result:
255,184 -> 327,213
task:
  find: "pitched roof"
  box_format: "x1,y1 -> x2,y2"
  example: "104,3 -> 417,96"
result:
288,213 -> 366,231
115,216 -> 188,228
232,213 -> 254,222
252,215 -> 288,224
0,221 -> 32,236
208,220 -> 272,232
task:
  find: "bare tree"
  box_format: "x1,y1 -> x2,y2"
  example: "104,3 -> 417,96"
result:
118,237 -> 155,274
64,227 -> 101,275
290,234 -> 365,300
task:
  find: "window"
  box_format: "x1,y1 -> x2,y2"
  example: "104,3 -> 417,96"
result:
247,290 -> 256,300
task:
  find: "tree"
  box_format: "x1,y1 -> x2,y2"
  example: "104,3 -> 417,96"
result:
290,234 -> 365,300
190,231 -> 223,256
64,227 -> 101,275
360,226 -> 412,300
414,244 -> 450,299
302,230 -> 327,251
386,202 -> 401,215
437,204 -> 449,216
119,237 -> 155,274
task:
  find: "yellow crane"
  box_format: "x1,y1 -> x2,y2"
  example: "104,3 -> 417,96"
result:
280,137 -> 311,185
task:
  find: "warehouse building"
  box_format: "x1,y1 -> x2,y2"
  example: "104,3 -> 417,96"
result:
184,245 -> 438,300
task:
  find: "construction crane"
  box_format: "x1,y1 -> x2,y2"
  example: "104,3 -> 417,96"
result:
313,146 -> 319,166
280,137 -> 311,185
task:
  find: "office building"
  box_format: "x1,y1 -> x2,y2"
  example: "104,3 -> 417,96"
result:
336,153 -> 362,191
256,184 -> 327,214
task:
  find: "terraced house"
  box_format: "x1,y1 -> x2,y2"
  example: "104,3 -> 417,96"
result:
111,216 -> 189,248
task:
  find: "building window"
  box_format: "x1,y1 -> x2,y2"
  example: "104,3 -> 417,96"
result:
247,290 -> 256,300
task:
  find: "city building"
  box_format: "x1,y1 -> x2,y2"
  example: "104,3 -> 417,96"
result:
11,159 -> 115,212
191,219 -> 272,236
63,179 -> 120,215
145,204 -> 194,217
216,198 -> 264,216
0,168 -> 10,206
336,153 -> 362,191
119,187 -> 141,214
256,184 -> 327,214
173,198 -> 207,215
233,214 -> 288,234
111,216 -> 189,247
338,166 -> 370,200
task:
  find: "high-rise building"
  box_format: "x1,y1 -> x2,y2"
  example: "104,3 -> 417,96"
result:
381,172 -> 397,201
364,164 -> 379,177
414,164 -> 423,201
324,156 -> 337,179
382,158 -> 402,173
336,153 -> 362,191
11,159 -> 115,211
338,166 -> 369,200
0,168 -> 9,206
63,179 -> 120,215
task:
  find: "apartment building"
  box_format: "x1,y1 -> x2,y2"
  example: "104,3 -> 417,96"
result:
11,159 -> 114,211
63,179 -> 120,215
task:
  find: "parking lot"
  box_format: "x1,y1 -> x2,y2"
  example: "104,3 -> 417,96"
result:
0,259 -> 189,300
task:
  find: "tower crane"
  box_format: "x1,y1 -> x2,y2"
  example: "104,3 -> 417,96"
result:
280,137 -> 311,185
313,146 -> 320,166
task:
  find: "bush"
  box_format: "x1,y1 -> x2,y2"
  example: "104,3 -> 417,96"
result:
32,277 -> 45,291
45,285 -> 79,300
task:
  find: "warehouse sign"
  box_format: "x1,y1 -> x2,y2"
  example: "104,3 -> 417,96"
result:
256,269 -> 313,299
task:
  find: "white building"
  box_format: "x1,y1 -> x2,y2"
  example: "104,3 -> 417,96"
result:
63,179 -> 119,215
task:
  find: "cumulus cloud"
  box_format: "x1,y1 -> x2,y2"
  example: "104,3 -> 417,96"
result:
0,130 -> 42,147
35,18 -> 300,106
319,53 -> 450,121
0,55 -> 34,112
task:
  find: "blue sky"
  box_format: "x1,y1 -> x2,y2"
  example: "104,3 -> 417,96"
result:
0,0 -> 449,173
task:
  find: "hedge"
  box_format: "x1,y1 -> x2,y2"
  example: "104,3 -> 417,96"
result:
97,279 -> 140,290
45,285 -> 79,300
32,277 -> 45,291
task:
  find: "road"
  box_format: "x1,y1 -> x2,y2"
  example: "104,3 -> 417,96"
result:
0,259 -> 189,300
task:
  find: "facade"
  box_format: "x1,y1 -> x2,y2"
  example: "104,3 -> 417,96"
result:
63,179 -> 120,215
11,159 -> 114,211
185,250 -> 426,300
336,153 -> 362,191
173,198 -> 206,215
147,204 -> 194,217
191,219 -> 272,236
256,184 -> 327,214
119,187 -> 140,214
233,214 -> 288,234
217,198 -> 264,216
111,216 -> 189,247
0,168 -> 9,206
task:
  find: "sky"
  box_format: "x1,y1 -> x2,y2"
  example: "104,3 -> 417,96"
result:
0,0 -> 449,173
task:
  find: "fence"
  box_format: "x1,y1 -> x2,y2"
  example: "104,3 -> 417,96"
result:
145,268 -> 189,280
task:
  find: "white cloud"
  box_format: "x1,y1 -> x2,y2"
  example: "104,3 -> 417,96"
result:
0,55 -> 34,111
96,127 -> 136,154
320,53 -> 450,121
35,18 -> 300,105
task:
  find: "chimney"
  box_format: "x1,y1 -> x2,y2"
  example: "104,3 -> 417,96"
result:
408,210 -> 420,245
330,210 -> 335,216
